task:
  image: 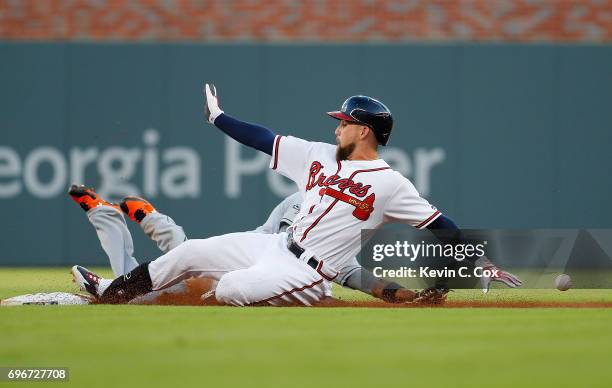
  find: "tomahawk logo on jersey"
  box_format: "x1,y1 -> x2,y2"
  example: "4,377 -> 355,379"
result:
270,135 -> 441,272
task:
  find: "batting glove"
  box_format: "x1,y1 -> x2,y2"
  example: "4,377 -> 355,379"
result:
204,83 -> 224,124
476,257 -> 523,293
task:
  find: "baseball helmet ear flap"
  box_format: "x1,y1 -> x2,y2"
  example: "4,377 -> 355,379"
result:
327,95 -> 394,146
350,108 -> 393,145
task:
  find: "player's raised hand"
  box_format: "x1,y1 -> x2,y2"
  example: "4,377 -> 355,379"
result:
204,83 -> 224,124
476,257 -> 523,293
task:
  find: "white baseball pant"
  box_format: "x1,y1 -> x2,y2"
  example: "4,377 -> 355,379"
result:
148,232 -> 332,306
86,206 -> 330,306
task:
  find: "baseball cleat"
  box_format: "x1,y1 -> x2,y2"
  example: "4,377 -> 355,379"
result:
119,196 -> 157,223
71,265 -> 102,298
68,184 -> 119,212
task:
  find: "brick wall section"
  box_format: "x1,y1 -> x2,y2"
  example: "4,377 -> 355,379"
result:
1,0 -> 611,42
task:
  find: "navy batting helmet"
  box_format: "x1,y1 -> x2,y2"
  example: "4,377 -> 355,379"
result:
327,95 -> 393,146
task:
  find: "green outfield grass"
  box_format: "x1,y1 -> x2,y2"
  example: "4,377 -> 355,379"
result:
1,268 -> 612,388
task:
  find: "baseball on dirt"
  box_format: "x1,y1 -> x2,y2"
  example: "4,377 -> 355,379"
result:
554,274 -> 573,291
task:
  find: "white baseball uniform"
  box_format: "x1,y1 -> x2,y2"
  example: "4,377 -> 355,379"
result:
270,136 -> 441,271
85,190 -> 366,304
253,191 -> 362,286
144,135 -> 440,306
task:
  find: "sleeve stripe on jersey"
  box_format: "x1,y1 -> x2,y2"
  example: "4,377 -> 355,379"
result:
415,210 -> 442,229
272,135 -> 282,170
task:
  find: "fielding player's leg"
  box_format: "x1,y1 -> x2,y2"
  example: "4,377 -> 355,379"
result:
120,197 -> 187,253
120,196 -> 203,303
120,196 -> 225,305
68,185 -> 139,276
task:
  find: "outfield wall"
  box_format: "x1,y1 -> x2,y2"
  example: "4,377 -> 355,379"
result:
0,43 -> 610,265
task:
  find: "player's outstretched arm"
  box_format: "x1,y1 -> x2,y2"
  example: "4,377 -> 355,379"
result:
342,267 -> 445,304
342,267 -> 402,301
203,83 -> 276,155
426,214 -> 522,292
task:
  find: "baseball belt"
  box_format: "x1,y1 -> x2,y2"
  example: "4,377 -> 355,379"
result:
286,232 -> 339,281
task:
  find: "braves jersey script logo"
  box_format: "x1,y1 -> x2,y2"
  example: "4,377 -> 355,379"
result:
305,161 -> 376,221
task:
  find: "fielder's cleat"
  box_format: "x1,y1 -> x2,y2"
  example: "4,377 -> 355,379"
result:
68,184 -> 119,212
71,265 -> 102,298
119,196 -> 157,223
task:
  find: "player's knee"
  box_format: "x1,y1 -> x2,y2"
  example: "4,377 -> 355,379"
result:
166,240 -> 199,269
174,238 -> 197,252
215,274 -> 249,306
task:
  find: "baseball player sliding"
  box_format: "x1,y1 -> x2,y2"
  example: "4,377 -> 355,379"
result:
71,84 -> 521,306
67,187 -> 434,304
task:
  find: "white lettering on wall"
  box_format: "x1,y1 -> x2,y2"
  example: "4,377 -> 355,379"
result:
0,146 -> 22,198
23,147 -> 67,198
0,129 -> 445,201
224,138 -> 269,199
0,129 -> 203,201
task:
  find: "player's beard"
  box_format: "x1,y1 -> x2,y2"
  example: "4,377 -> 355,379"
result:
336,142 -> 356,161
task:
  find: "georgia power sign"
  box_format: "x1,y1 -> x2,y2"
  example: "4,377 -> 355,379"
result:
0,129 -> 445,201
